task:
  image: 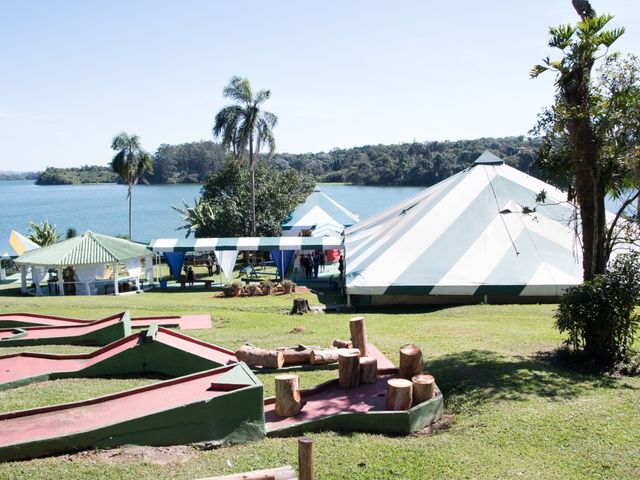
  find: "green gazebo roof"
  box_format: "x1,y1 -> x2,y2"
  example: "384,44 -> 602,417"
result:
15,231 -> 151,266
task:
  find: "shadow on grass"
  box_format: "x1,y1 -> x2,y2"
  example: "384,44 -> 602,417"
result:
427,349 -> 630,412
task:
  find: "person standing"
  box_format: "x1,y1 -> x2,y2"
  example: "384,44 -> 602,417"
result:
338,255 -> 344,277
313,252 -> 320,278
320,251 -> 326,272
304,255 -> 313,279
206,255 -> 214,276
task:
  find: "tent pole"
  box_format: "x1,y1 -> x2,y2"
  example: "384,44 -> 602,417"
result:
57,267 -> 64,296
113,262 -> 119,295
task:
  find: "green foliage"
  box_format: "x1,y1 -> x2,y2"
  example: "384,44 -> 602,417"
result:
35,166 -> 117,185
171,197 -> 216,238
0,171 -> 38,181
150,141 -> 226,184
65,227 -> 77,239
199,159 -> 314,237
556,253 -> 640,364
28,219 -> 58,246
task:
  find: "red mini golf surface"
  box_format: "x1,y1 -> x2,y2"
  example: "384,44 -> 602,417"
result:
0,312 -> 212,330
0,315 -> 122,341
0,365 -> 253,447
0,328 -> 237,388
264,373 -> 395,431
363,343 -> 395,370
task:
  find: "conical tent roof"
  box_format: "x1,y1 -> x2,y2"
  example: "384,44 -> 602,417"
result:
0,231 -> 39,259
282,187 -> 359,232
15,231 -> 151,267
344,151 -> 583,297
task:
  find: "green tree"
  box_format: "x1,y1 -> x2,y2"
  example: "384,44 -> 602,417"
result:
171,197 -> 216,238
28,219 -> 57,246
530,1 -> 638,281
65,227 -> 77,239
213,76 -> 278,236
197,159 -> 313,238
110,132 -> 154,240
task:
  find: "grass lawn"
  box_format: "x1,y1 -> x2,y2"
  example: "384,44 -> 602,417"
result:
0,287 -> 638,479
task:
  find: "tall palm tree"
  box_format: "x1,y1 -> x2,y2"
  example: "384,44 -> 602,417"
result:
110,132 -> 153,240
213,76 -> 278,236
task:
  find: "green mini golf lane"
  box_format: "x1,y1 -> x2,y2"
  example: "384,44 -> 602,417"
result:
0,363 -> 265,461
0,325 -> 237,390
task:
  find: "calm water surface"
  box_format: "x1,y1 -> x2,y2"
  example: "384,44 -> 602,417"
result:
0,181 -> 423,243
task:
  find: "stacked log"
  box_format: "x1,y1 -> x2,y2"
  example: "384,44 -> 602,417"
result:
235,345 -> 284,369
309,348 -> 360,365
349,317 -> 368,357
398,343 -> 423,379
332,339 -> 352,349
276,345 -> 320,366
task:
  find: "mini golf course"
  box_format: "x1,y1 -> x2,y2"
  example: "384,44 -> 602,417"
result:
0,311 -> 443,462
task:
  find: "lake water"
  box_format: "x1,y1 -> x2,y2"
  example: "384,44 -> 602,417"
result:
0,181 -> 423,243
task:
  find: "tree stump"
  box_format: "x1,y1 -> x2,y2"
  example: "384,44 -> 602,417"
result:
412,374 -> 435,404
349,316 -> 368,357
386,378 -> 413,410
338,351 -> 360,389
298,437 -> 314,480
399,343 -> 423,379
290,298 -> 311,315
309,348 -> 360,365
275,374 -> 304,417
332,339 -> 352,349
359,356 -> 378,384
235,345 -> 285,369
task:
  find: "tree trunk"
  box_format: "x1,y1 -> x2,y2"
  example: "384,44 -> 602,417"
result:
359,356 -> 378,384
349,317 -> 368,357
309,348 -> 360,365
399,344 -> 423,380
235,345 -> 285,368
386,378 -> 413,410
412,374 -> 435,404
274,374 -> 304,417
338,351 -> 360,389
250,166 -> 256,237
128,184 -> 133,240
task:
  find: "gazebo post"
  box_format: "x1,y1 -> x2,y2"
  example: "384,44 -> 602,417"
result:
20,265 -> 27,293
57,267 -> 64,296
113,262 -> 119,295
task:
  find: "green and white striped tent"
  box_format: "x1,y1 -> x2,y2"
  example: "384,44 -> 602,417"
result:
149,236 -> 343,253
282,187 -> 359,235
344,151 -> 583,303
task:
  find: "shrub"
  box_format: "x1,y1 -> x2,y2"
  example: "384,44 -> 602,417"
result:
260,280 -> 273,295
556,253 -> 640,365
282,279 -> 295,294
247,284 -> 261,296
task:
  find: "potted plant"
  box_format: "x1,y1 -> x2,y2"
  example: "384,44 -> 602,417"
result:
247,284 -> 261,296
282,279 -> 294,294
231,281 -> 243,297
260,280 -> 273,295
222,283 -> 235,297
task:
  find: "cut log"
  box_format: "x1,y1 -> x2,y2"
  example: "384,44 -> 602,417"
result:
298,437 -> 314,480
276,345 -> 319,366
290,298 -> 311,315
309,348 -> 360,365
412,374 -> 435,404
201,465 -> 297,479
398,343 -> 423,379
349,317 -> 368,357
359,356 -> 378,384
338,351 -> 360,389
386,378 -> 413,410
235,345 -> 285,369
332,338 -> 352,349
275,374 -> 304,417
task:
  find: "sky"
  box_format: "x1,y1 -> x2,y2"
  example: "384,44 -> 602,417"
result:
1,1 -> 639,171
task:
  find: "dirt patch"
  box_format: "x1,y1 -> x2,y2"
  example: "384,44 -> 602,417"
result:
63,445 -> 197,466
412,411 -> 455,436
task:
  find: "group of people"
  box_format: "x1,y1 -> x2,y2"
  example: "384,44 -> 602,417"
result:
299,251 -> 326,279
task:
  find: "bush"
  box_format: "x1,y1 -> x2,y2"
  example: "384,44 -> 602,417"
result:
556,253 -> 640,365
260,280 -> 273,295
246,284 -> 261,296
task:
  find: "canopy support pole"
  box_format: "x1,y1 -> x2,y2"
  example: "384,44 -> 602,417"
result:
113,262 -> 119,295
57,268 -> 64,296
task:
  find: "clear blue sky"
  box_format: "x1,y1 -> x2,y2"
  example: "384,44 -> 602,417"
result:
1,0 -> 638,171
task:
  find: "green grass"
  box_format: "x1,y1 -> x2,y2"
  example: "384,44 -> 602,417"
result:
0,287 -> 639,479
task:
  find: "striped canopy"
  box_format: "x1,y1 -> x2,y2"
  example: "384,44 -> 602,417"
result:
0,231 -> 39,259
344,151 -> 583,297
282,187 -> 359,232
149,236 -> 343,253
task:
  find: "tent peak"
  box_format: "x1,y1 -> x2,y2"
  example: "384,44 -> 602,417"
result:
473,151 -> 504,166
313,186 -> 322,192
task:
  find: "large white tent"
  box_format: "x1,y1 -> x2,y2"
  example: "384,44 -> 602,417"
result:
344,151 -> 585,305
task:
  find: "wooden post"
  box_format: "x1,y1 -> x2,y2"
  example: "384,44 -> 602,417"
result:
332,339 -> 352,349
386,378 -> 413,410
359,356 -> 377,384
309,348 -> 360,365
298,437 -> 314,480
399,343 -> 423,379
338,351 -> 360,389
275,374 -> 304,417
412,374 -> 435,405
349,317 -> 368,357
236,345 -> 285,369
